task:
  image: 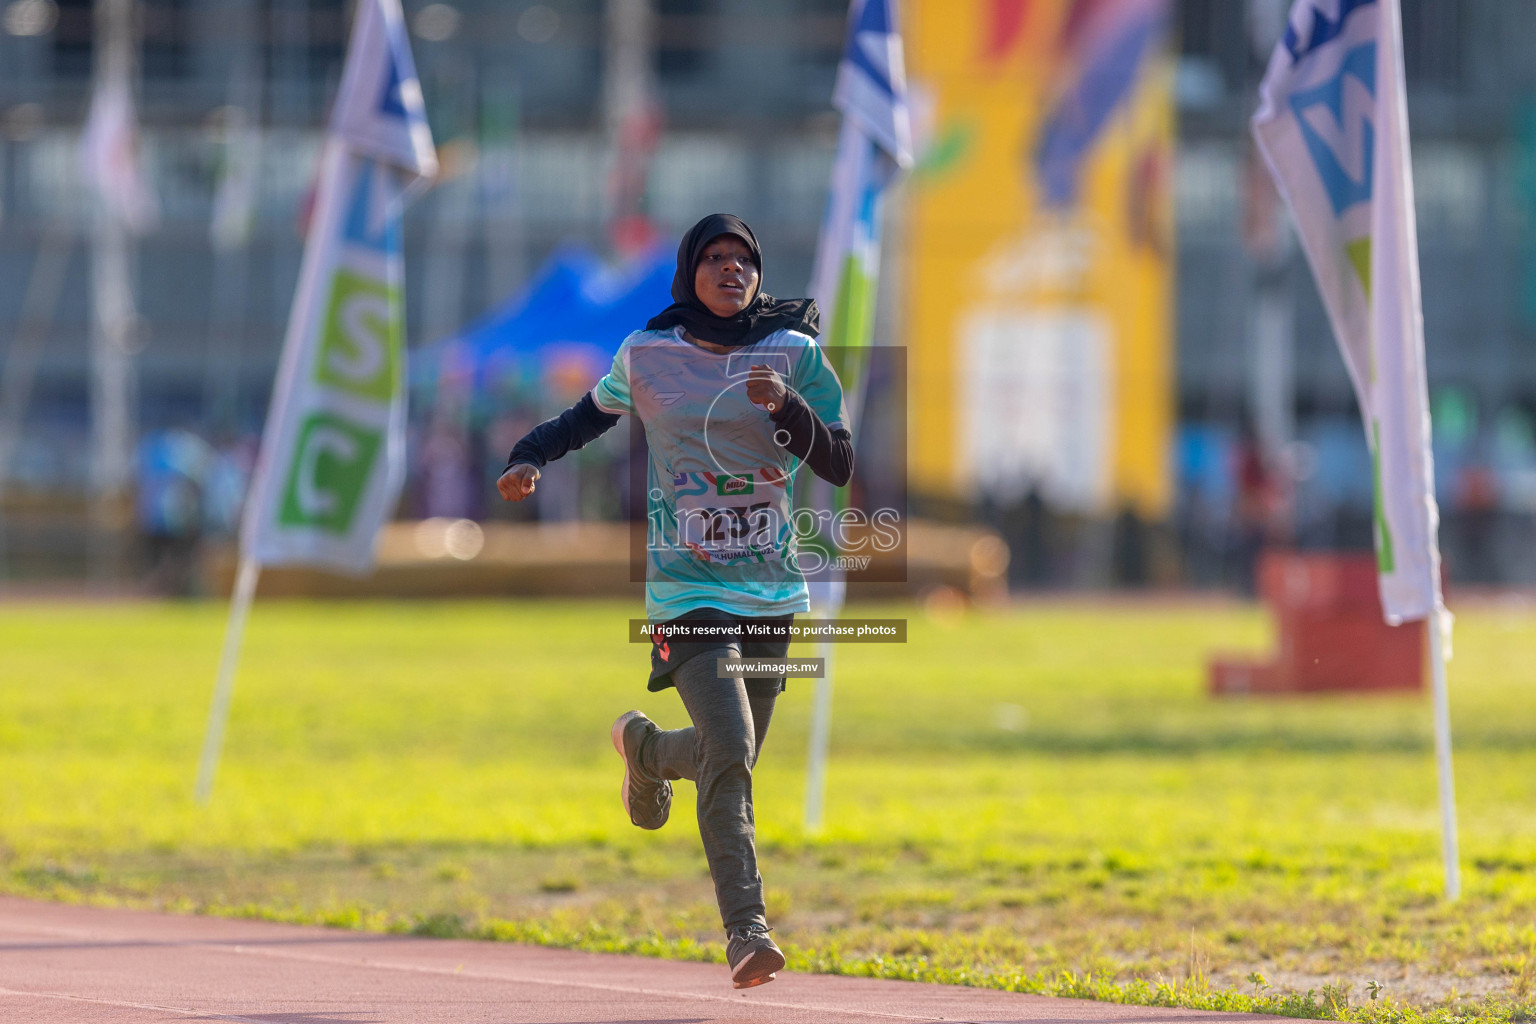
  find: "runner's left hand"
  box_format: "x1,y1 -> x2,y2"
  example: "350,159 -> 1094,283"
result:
746,364 -> 787,413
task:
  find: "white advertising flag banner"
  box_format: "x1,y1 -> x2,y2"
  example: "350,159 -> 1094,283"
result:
1252,0 -> 1442,624
801,0 -> 912,831
808,0 -> 913,352
80,72 -> 159,234
803,0 -> 912,611
241,0 -> 436,573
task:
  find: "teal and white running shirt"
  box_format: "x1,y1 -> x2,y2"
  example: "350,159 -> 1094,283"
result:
591,326 -> 849,621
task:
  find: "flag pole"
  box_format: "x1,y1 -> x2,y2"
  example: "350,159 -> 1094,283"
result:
195,556 -> 260,803
195,0 -> 434,803
1428,603 -> 1459,899
803,638 -> 835,830
799,0 -> 911,831
800,123 -> 861,832
1253,0 -> 1459,901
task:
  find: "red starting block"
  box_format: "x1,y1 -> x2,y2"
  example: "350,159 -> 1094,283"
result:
1209,551 -> 1425,696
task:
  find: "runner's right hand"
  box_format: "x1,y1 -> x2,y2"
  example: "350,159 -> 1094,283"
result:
497,464 -> 540,501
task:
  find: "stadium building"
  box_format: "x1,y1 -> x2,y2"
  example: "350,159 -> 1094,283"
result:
0,0 -> 1533,584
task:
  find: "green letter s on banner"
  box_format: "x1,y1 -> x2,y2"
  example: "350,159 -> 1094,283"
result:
313,268 -> 399,401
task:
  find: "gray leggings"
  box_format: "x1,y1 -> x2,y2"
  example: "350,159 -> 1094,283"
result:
640,648 -> 781,933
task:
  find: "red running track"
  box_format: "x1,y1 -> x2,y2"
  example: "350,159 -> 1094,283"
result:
0,896 -> 1304,1023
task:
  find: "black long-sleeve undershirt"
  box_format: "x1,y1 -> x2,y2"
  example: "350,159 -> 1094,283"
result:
767,390 -> 854,487
503,389 -> 854,487
503,392 -> 620,471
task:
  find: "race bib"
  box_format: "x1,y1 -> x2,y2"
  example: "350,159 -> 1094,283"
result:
672,471 -> 783,564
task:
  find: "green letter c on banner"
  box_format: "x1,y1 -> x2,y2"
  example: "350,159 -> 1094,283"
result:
278,413 -> 383,532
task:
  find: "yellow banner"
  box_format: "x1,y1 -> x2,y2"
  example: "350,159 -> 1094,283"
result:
904,0 -> 1174,517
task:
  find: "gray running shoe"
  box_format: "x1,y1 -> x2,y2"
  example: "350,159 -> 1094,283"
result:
611,710 -> 671,830
726,924 -> 784,990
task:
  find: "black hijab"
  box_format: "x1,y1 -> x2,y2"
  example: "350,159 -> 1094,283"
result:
645,213 -> 820,347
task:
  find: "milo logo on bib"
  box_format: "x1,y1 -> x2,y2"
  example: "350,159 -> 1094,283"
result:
717,474 -> 754,496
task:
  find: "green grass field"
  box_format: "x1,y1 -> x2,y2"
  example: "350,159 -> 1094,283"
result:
3,597 -> 1535,1022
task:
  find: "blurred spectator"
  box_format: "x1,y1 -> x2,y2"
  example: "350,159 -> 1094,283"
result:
1175,423 -> 1236,587
1452,460 -> 1499,584
1232,424 -> 1273,594
1019,488 -> 1048,587
203,436 -> 256,537
135,428 -> 214,596
984,486 -> 1051,589
1112,505 -> 1148,587
420,420 -> 475,520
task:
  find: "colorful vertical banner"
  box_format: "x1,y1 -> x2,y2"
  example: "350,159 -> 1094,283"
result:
809,0 -> 914,370
802,0 -> 912,593
241,0 -> 437,573
903,0 -> 1174,516
802,0 -> 912,832
1252,0 -> 1443,624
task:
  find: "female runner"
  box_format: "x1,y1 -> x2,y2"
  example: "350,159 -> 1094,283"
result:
496,213 -> 852,989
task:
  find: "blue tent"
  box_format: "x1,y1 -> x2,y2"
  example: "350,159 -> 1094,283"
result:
412,244 -> 674,399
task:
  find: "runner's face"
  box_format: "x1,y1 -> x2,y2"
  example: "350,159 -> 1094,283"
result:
693,235 -> 759,318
